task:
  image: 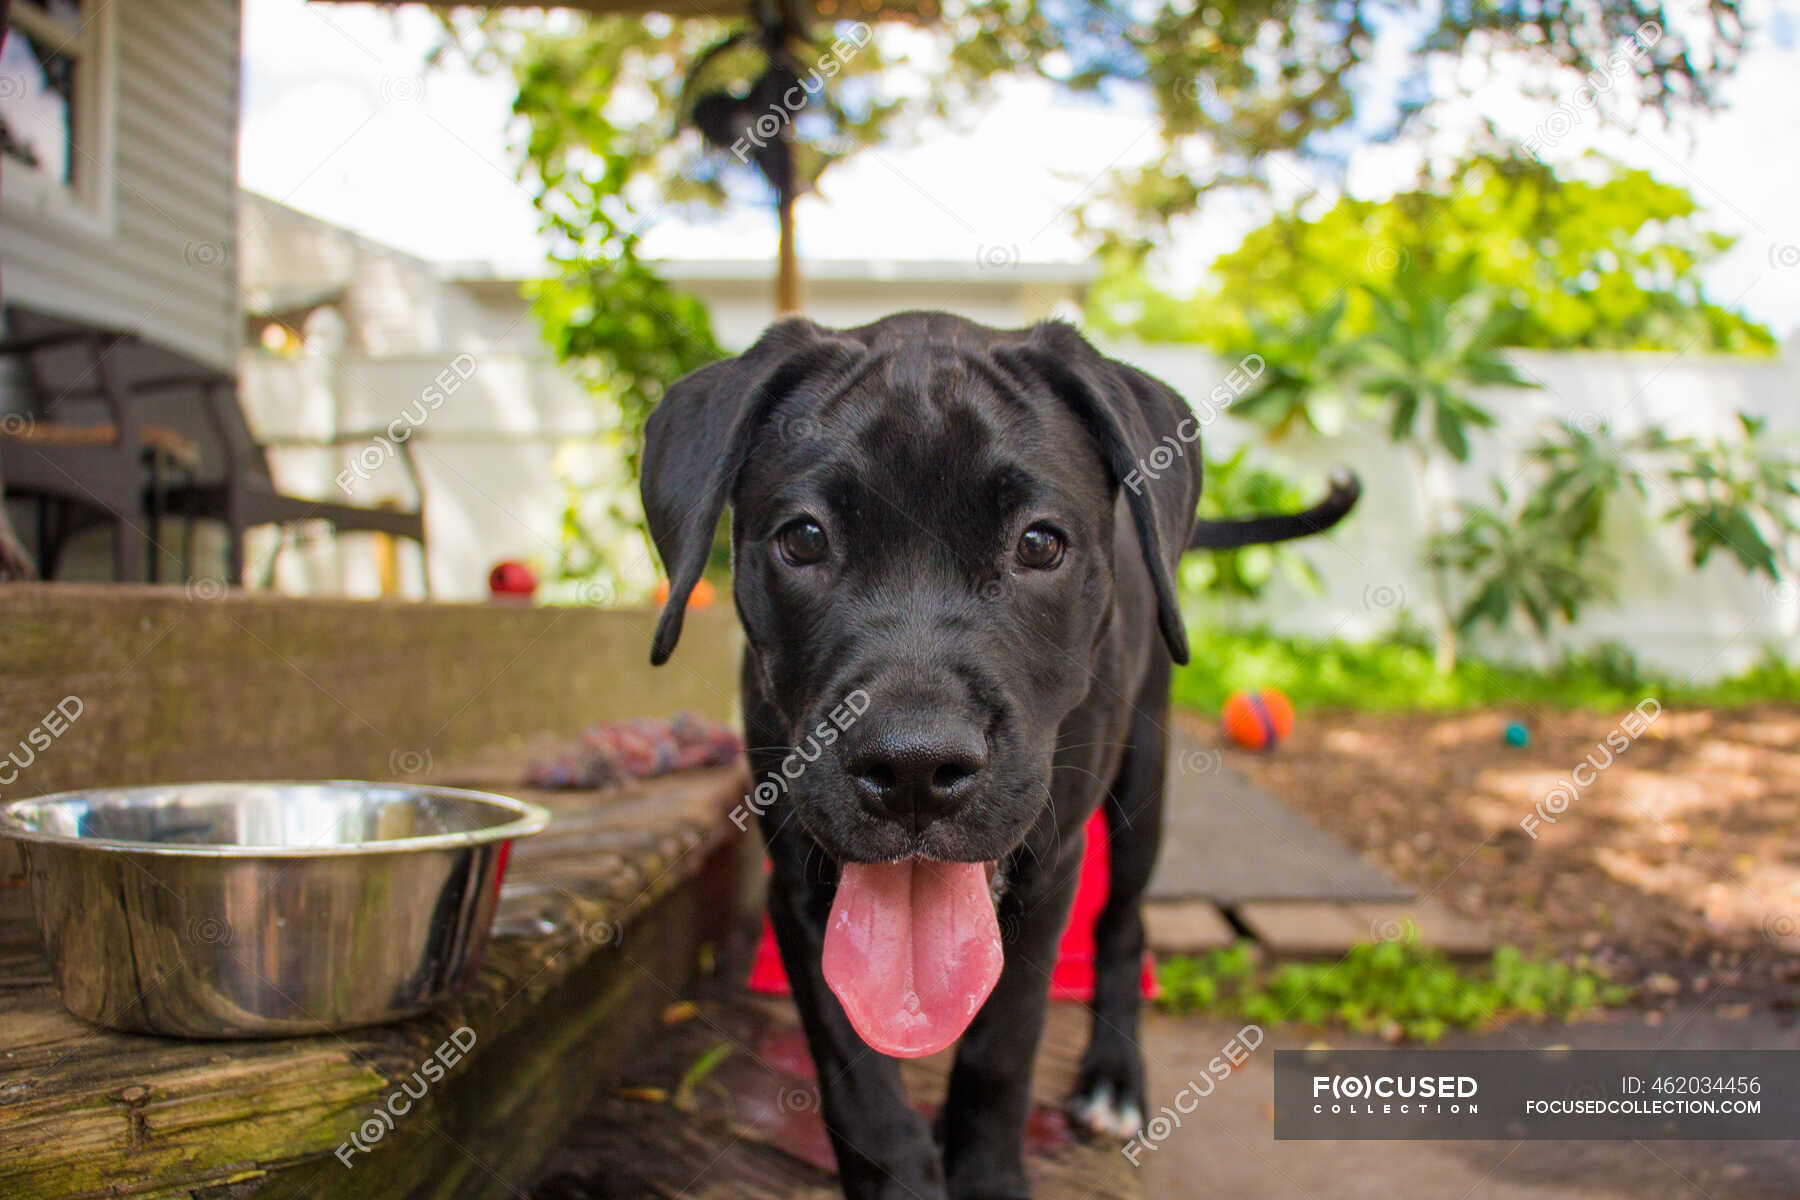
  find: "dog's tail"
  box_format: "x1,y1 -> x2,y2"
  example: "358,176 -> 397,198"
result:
1188,469 -> 1360,550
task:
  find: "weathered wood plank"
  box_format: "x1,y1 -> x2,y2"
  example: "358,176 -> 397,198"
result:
1143,900 -> 1239,955
1349,901 -> 1494,958
1151,725 -> 1413,905
1231,899 -> 1494,959
0,585 -> 739,803
531,989 -> 1141,1200
1233,901 -> 1373,956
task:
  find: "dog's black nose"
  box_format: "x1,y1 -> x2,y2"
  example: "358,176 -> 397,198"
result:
845,718 -> 987,830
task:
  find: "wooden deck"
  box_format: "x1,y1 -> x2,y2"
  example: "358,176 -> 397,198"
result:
0,762 -> 750,1199
1145,725 -> 1492,960
0,585 -> 757,1195
531,989 -> 1142,1200
0,588 -> 1135,1197
0,587 -> 1494,1196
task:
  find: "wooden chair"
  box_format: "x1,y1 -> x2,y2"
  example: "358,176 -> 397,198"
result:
0,304 -> 427,586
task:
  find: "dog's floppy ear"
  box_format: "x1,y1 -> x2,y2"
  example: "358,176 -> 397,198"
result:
996,322 -> 1200,665
640,317 -> 860,665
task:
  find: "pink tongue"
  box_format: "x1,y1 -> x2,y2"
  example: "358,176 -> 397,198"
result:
822,859 -> 1003,1058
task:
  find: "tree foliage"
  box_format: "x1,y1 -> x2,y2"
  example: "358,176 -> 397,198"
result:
1528,417 -> 1653,546
1428,479 -> 1615,644
442,13 -> 926,458
936,2 -> 1745,247
1220,256 -> 1537,463
1651,414 -> 1800,582
455,2 -> 1754,436
1426,413 -> 1799,649
430,2 -> 1753,584
1181,445 -> 1324,602
1087,155 -> 1775,354
1354,259 -> 1532,463
507,23 -> 730,449
1221,295 -> 1358,438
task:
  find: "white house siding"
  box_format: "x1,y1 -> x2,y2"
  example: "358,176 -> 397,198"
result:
0,0 -> 242,372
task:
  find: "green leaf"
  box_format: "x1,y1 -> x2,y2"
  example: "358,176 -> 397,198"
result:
1389,393 -> 1420,442
1435,401 -> 1471,461
1088,155 -> 1774,357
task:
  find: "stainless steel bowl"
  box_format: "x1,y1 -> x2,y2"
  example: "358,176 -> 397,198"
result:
0,781 -> 549,1038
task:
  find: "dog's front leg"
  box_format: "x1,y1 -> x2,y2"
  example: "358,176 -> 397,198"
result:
764,847 -> 948,1200
938,848 -> 1082,1200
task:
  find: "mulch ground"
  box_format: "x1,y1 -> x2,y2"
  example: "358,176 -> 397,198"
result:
1180,704 -> 1800,1016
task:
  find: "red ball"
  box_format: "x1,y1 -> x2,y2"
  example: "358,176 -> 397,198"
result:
1221,688 -> 1295,751
488,560 -> 538,598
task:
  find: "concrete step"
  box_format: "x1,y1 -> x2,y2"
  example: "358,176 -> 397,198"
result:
1234,899 -> 1493,959
1151,727 -> 1414,905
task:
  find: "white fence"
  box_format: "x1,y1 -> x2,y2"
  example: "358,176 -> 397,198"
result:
241,349 -> 651,603
242,340 -> 1799,681
1115,342 -> 1799,680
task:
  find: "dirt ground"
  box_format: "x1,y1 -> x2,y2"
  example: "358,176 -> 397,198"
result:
1182,704 -> 1800,1013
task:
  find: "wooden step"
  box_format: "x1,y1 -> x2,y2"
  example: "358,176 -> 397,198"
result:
1233,899 -> 1493,959
1151,726 -> 1413,905
1143,899 -> 1239,955
0,766 -> 750,1199
1347,901 -> 1495,958
532,989 -> 1142,1200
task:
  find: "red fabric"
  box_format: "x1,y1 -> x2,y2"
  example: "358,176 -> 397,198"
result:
748,892 -> 791,994
747,809 -> 1156,1001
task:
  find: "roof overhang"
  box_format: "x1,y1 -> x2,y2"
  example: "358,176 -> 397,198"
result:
306,0 -> 935,22
445,257 -> 1101,288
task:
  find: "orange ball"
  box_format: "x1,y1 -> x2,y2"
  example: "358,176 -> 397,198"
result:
652,577 -> 717,610
1221,688 -> 1295,751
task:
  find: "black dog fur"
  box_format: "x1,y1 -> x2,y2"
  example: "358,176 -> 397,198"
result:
641,312 -> 1356,1199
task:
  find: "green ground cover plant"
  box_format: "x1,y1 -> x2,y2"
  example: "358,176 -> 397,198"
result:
1157,940 -> 1634,1043
1171,626 -> 1800,714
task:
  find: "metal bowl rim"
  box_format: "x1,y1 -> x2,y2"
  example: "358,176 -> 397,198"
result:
0,780 -> 552,858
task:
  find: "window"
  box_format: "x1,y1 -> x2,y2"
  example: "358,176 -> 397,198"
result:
2,1 -> 111,222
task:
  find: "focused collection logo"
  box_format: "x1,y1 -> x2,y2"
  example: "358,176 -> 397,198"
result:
1311,1073 -> 1480,1116
1279,1050 -> 1792,1141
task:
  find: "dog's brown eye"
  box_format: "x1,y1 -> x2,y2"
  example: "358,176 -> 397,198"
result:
777,518 -> 829,566
1016,524 -> 1065,570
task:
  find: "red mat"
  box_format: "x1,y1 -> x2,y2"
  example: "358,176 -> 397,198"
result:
747,809 -> 1157,1001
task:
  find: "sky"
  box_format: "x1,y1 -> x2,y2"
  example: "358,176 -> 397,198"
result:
240,0 -> 1800,338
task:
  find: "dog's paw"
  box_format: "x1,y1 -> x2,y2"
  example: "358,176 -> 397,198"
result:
1066,1037 -> 1147,1140
1065,1079 -> 1144,1140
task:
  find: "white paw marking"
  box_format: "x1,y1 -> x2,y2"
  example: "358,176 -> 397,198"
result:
1110,1103 -> 1145,1138
1069,1083 -> 1143,1140
1066,1082 -> 1110,1133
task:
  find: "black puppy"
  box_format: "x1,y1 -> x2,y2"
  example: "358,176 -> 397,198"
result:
641,312 -> 1356,1199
